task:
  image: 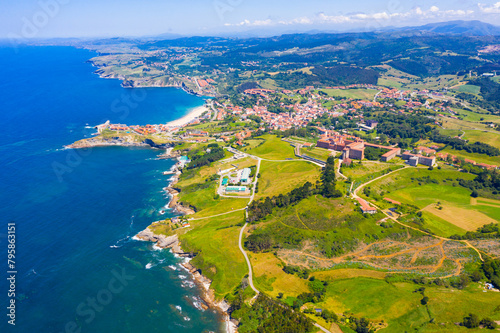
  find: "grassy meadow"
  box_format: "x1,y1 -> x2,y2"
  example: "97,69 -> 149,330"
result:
247,135 -> 296,160
180,212 -> 247,297
256,160 -> 321,199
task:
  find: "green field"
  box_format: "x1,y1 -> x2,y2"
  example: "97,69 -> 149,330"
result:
319,88 -> 378,100
250,252 -> 310,297
406,74 -> 463,91
180,212 -> 247,297
450,108 -> 500,124
178,156 -> 256,188
362,168 -> 500,234
241,138 -> 265,150
256,160 -> 320,199
441,147 -> 500,165
342,162 -> 402,182
378,77 -> 403,88
247,135 -> 296,160
453,84 -> 481,95
462,130 -> 500,150
178,180 -> 248,217
315,277 -> 500,332
300,147 -> 333,161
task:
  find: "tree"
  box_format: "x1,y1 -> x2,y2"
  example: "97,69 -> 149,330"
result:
321,309 -> 338,322
463,313 -> 479,328
480,318 -> 498,329
471,271 -> 482,282
421,296 -> 429,305
321,156 -> 342,198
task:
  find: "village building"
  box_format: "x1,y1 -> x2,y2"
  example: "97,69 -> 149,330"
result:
356,198 -> 377,214
402,152 -> 436,167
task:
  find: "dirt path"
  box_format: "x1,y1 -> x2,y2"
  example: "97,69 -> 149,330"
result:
350,167 -> 486,263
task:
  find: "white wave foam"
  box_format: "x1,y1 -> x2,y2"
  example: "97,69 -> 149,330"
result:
178,274 -> 187,280
168,265 -> 177,271
183,316 -> 191,321
191,296 -> 205,311
175,305 -> 182,313
152,244 -> 164,251
182,281 -> 196,289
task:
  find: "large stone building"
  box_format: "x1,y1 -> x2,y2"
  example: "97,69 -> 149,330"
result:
317,133 -> 400,162
401,152 -> 436,167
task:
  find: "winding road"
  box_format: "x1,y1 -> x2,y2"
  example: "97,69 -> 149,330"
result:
239,223 -> 259,295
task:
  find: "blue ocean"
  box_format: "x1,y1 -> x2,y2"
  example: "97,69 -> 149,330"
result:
0,46 -> 224,332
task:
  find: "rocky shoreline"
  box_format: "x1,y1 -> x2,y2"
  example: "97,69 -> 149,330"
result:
134,154 -> 237,333
135,227 -> 237,333
66,136 -> 172,150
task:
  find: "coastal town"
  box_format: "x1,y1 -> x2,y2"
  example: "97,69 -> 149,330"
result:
80,82 -> 500,172
64,26 -> 500,333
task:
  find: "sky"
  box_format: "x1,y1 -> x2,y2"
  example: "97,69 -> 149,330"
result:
1,0 -> 500,39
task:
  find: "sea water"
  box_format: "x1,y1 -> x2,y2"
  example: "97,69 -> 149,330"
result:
0,46 -> 223,332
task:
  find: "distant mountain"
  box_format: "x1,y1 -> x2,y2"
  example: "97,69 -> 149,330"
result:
402,20 -> 500,36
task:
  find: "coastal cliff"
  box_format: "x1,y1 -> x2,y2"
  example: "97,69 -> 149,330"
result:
135,225 -> 237,332
135,156 -> 237,332
135,228 -> 180,248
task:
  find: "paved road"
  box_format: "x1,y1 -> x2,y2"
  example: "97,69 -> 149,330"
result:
336,159 -> 348,180
222,146 -> 339,330
239,222 -> 259,295
188,208 -> 246,221
314,323 -> 332,333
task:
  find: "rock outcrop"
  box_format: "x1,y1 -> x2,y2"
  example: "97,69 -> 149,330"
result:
135,228 -> 179,248
67,136 -> 172,150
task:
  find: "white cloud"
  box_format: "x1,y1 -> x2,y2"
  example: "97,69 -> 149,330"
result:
223,5 -> 480,28
479,2 -> 500,13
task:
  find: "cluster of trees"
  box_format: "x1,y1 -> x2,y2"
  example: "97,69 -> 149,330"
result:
279,126 -> 317,138
247,181 -> 315,223
349,317 -> 372,333
186,144 -> 225,169
310,65 -> 380,85
374,114 -> 434,140
291,278 -> 329,311
236,81 -> 259,93
386,272 -> 477,290
230,294 -> 314,333
321,156 -> 342,198
304,308 -> 338,323
458,169 -> 500,196
450,223 -> 500,240
391,59 -> 429,77
364,146 -> 386,161
247,157 -> 341,223
267,105 -> 290,114
462,313 -> 498,329
469,78 -> 500,111
433,134 -> 500,156
271,65 -> 379,88
283,265 -> 310,279
482,258 -> 500,289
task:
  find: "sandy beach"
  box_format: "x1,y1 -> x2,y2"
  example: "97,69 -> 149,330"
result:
166,105 -> 208,127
